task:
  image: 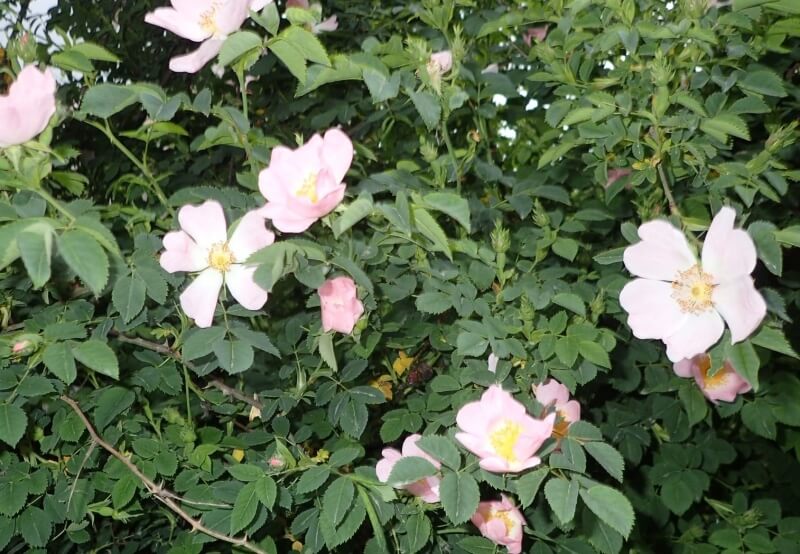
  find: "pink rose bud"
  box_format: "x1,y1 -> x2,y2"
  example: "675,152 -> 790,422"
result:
159,200 -> 274,328
427,50 -> 453,76
0,65 -> 57,148
268,455 -> 285,468
533,379 -> 581,437
258,128 -> 353,233
145,0 -> 272,73
523,25 -> 548,46
455,385 -> 555,473
318,277 -> 364,334
673,353 -> 752,403
471,495 -> 525,554
375,434 -> 441,503
620,207 -> 766,362
12,340 -> 31,355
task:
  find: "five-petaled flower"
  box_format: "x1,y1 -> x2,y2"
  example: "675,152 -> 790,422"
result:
160,200 -> 274,328
258,128 -> 353,233
674,353 -> 752,403
471,495 -> 526,554
620,207 -> 766,362
145,0 -> 272,73
0,65 -> 56,148
455,385 -> 555,473
533,379 -> 581,438
375,434 -> 441,503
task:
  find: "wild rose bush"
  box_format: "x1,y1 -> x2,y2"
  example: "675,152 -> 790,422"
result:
1,0 -> 799,552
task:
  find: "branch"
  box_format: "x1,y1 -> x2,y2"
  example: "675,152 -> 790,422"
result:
113,333 -> 263,411
59,396 -> 267,554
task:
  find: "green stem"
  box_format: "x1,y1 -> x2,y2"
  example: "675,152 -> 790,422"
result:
441,119 -> 461,192
35,188 -> 76,223
657,162 -> 681,217
357,484 -> 389,552
235,68 -> 249,122
183,365 -> 194,430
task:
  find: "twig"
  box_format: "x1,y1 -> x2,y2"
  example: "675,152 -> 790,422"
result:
112,333 -> 263,411
59,396 -> 268,554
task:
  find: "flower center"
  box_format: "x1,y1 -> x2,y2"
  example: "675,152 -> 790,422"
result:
489,420 -> 522,462
552,410 -> 570,439
199,3 -> 221,36
208,242 -> 235,272
671,265 -> 715,314
295,173 -> 319,203
697,355 -> 730,390
489,508 -> 516,534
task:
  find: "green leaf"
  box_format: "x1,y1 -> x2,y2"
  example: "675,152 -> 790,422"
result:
112,275 -> 146,323
81,84 -> 138,118
421,192 -> 471,232
70,41 -> 120,62
219,31 -> 263,66
750,326 -> 799,358
112,475 -> 138,509
17,225 -> 53,288
415,292 -> 452,315
739,70 -> 787,97
332,196 -> 373,239
538,138 -> 583,169
66,479 -> 94,521
440,472 -> 480,525
408,89 -> 441,130
457,537 -> 497,553
387,456 -> 438,487
593,247 -> 625,265
413,207 -> 452,260
57,229 -> 109,295
700,113 -> 751,141
552,292 -> 586,316
584,442 -> 625,482
94,387 -> 135,429
72,340 -> 119,380
17,505 -> 52,547
749,221 -> 782,276
43,342 -> 77,384
230,327 -> 280,356
578,341 -> 611,368
553,237 -> 579,261
322,477 -> 355,527
363,68 -> 401,103
318,332 -> 338,372
545,477 -> 579,525
183,326 -> 227,361
255,476 -> 277,509
775,225 -> 800,247
269,38 -> 307,82
296,466 -> 332,494
416,435 -> 461,470
213,340 -> 255,375
230,482 -> 260,535
0,403 -> 27,448
515,467 -> 548,508
283,26 -> 330,65
227,464 -> 265,482
405,512 -> 431,554
727,340 -> 760,390
579,485 -> 635,539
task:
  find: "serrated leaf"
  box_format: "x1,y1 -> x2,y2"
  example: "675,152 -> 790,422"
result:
405,512 -> 431,553
515,467 -> 548,508
416,435 -> 460,470
750,326 -> 799,358
440,472 -> 480,525
387,456 -> 438,487
318,332 -> 337,372
230,482 -> 259,535
413,207 -> 452,260
727,340 -> 760,390
255,476 -> 277,509
219,31 -> 263,66
579,485 -> 635,538
408,89 -> 441,130
415,292 -> 452,314
700,113 -> 751,141
17,226 -> 53,288
585,442 -> 625,482
0,404 -> 27,448
545,477 -> 579,525
283,26 -> 330,65
17,506 -> 52,547
332,196 -> 373,239
296,466 -> 332,495
57,229 -> 109,295
422,192 -> 471,232
738,70 -> 787,97
112,275 -> 146,323
552,292 -> 586,316
43,342 -> 77,384
322,478 -> 355,527
81,84 -> 138,118
213,339 -> 254,375
72,340 -> 119,380
269,38 -> 306,82
579,341 -> 611,368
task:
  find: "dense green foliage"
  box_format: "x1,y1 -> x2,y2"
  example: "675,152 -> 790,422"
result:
1,0 -> 799,552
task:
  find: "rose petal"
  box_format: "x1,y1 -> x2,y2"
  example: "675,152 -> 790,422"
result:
623,220 -> 697,280
673,357 -> 697,378
145,7 -> 210,42
179,268 -> 223,328
375,448 -> 402,482
169,39 -> 224,73
225,265 -> 268,311
321,129 -> 354,184
664,310 -> 725,362
178,199 -> 228,248
160,230 -> 208,273
701,207 -> 758,283
228,211 -> 275,262
619,279 -> 687,339
713,276 -> 767,343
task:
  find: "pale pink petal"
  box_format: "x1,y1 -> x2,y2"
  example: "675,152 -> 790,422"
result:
454,432 -> 492,459
664,311 -> 725,363
713,277 -> 766,343
534,379 -> 570,408
321,129 -> 354,184
701,207 -> 757,283
258,204 -> 319,233
375,448 -> 402,482
225,265 -> 268,311
0,66 -> 56,147
178,200 -> 228,249
619,279 -> 687,339
249,0 -> 272,10
228,211 -> 275,262
145,8 -> 210,42
513,413 -> 555,461
455,401 -> 495,436
623,220 -> 696,280
429,50 -> 453,73
318,277 -> 363,334
406,476 -> 440,503
697,361 -> 753,404
313,15 -> 338,33
401,435 -> 441,469
179,268 -> 223,328
487,353 -> 499,373
479,457 -> 515,473
169,39 -> 224,73
483,519 -> 509,542
673,357 -> 697,378
560,400 -> 581,423
214,0 -> 252,35
160,231 -> 208,273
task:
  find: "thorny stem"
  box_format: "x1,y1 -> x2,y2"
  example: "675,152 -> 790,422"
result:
60,396 -> 268,554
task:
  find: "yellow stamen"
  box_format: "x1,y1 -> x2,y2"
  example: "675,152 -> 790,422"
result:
552,411 -> 570,439
199,2 -> 221,35
295,173 -> 319,203
489,420 -> 522,462
697,355 -> 730,390
672,264 -> 715,314
208,242 -> 235,272
489,508 -> 516,533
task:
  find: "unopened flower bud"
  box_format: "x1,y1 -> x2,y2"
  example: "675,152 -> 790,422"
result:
491,221 -> 511,254
268,455 -> 285,469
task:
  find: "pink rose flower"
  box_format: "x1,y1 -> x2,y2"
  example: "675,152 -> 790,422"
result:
145,0 -> 271,73
258,128 -> 353,233
523,25 -> 548,46
533,379 -> 581,437
0,65 -> 57,148
375,434 -> 441,503
471,495 -> 525,554
428,50 -> 453,76
455,386 -> 555,473
620,207 -> 766,362
605,168 -> 631,189
674,353 -> 752,404
160,200 -> 274,327
318,276 -> 364,334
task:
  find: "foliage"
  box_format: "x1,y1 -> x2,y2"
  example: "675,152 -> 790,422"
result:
0,0 -> 799,552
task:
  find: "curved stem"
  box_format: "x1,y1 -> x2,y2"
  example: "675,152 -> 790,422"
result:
35,188 -> 76,223
657,162 -> 681,217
